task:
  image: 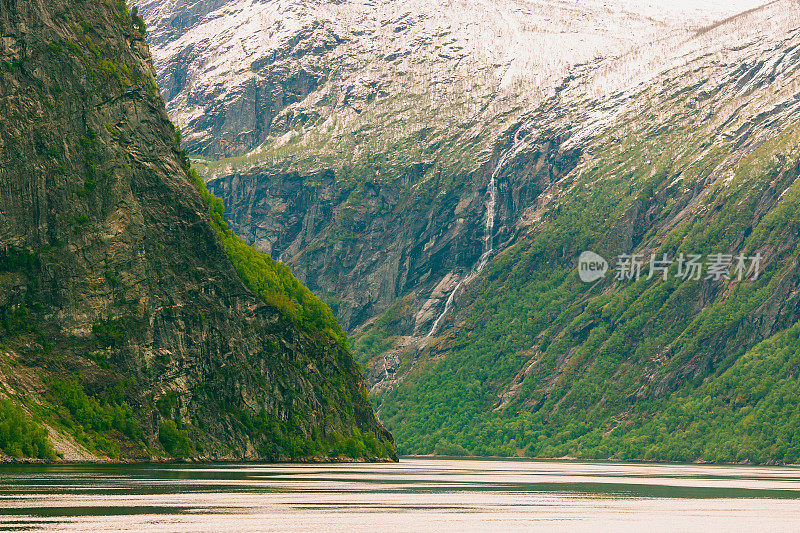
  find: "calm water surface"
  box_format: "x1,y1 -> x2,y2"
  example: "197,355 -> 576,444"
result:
2,458 -> 800,531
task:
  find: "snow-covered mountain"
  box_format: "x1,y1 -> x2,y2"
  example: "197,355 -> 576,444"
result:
137,0 -> 769,161
136,0 -> 799,353
136,0 -> 800,462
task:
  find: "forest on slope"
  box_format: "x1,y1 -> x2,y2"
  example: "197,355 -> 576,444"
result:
375,20 -> 800,461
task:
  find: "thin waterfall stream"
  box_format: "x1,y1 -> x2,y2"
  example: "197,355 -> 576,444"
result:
426,130 -> 526,337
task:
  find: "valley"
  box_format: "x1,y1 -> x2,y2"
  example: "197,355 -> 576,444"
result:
135,0 -> 800,462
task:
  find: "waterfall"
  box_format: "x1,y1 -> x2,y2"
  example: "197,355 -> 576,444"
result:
426,279 -> 464,337
426,130 -> 526,337
478,161 -> 499,271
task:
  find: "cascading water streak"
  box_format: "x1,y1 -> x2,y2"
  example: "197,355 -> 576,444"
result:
426,129 -> 526,337
426,279 -> 464,337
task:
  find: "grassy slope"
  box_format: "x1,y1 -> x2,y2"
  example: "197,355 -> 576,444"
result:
374,72 -> 800,461
190,169 -> 347,347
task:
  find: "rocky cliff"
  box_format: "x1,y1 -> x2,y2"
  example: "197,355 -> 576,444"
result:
0,0 -> 393,462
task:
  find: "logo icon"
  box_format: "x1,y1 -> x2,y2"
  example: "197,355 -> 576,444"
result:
578,251 -> 608,283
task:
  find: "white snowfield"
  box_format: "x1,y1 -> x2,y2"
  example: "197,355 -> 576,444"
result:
136,0 -> 793,176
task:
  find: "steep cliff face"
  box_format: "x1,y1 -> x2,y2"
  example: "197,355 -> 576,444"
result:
0,0 -> 393,461
206,111 -> 583,339
140,0 -> 782,357
202,0 -> 799,383
136,0 -> 697,341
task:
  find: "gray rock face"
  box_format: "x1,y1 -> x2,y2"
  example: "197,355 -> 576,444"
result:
0,0 -> 392,460
138,0 -> 698,159
137,0 -> 338,157
207,116 -> 583,335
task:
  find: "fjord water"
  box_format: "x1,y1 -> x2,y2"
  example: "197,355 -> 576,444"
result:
2,459 -> 800,532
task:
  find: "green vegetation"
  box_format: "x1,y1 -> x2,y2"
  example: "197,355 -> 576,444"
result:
92,318 -> 127,348
109,0 -> 146,37
172,124 -> 183,146
46,378 -> 143,457
0,400 -> 54,459
351,296 -> 412,365
601,322 -> 800,463
130,6 -> 147,36
85,350 -> 110,369
232,406 -> 390,460
158,420 -> 192,457
191,169 -> 346,346
0,246 -> 40,337
0,246 -> 39,273
371,82 -> 800,463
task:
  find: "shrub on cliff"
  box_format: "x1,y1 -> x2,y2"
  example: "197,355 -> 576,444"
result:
191,169 -> 346,346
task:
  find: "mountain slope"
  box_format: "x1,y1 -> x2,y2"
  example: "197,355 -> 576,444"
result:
0,0 -> 393,461
139,0 -> 785,352
136,0 -> 800,463
375,3 -> 800,460
138,0 -> 716,340
138,0 -> 673,158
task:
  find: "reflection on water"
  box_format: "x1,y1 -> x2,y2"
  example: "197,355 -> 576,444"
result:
2,458 -> 800,531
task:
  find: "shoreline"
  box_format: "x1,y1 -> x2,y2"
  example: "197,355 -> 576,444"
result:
1,454 -> 795,468
0,455 -> 399,466
398,454 -> 800,467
